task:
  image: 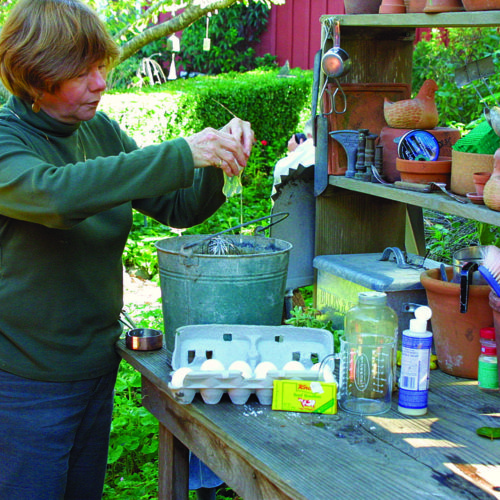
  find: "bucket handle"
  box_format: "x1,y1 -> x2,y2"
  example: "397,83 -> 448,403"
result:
180,212 -> 289,255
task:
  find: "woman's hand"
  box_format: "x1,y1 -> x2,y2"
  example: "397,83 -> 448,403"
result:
185,118 -> 254,176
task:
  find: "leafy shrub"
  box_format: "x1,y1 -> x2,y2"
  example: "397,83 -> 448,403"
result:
412,27 -> 500,127
102,68 -> 313,161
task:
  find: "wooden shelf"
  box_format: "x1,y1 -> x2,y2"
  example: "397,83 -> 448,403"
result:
328,175 -> 500,226
320,11 -> 500,28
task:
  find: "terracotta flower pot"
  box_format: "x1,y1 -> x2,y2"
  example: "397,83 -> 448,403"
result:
462,0 -> 500,10
424,0 -> 464,12
396,156 -> 452,186
344,0 -> 383,13
421,267 -> 493,379
473,171 -> 492,196
408,0 -> 427,10
379,0 -> 407,12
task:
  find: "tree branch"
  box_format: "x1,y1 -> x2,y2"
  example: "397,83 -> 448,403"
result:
116,0 -> 239,65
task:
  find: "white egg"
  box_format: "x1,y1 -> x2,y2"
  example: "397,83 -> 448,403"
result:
311,363 -> 321,372
228,360 -> 252,379
254,361 -> 277,379
200,359 -> 225,371
170,367 -> 192,388
283,361 -> 305,371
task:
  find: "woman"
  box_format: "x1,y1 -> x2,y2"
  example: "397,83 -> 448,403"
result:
0,0 -> 254,498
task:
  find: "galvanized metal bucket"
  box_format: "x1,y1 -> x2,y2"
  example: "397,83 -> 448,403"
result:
156,229 -> 292,359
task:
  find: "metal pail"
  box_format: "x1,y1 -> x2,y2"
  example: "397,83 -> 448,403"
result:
155,234 -> 292,358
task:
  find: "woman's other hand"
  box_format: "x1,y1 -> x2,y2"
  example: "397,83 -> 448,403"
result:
185,118 -> 254,176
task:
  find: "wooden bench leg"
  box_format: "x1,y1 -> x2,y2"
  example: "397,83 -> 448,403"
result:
158,423 -> 189,500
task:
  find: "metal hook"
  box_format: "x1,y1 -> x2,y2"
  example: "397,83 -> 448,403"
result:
332,78 -> 347,114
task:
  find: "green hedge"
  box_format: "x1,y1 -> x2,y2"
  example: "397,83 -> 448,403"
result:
101,68 -> 314,158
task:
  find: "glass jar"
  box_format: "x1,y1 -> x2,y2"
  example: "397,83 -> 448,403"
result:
478,327 -> 499,392
345,291 -> 398,344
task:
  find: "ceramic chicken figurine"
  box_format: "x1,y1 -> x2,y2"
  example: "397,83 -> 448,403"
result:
383,79 -> 439,129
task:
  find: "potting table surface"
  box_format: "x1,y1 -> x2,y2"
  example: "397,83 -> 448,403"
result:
117,340 -> 500,500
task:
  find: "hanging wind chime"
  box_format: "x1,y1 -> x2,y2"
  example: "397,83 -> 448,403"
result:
203,12 -> 214,51
167,11 -> 180,80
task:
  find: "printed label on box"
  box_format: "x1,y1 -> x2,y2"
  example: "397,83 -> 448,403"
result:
272,379 -> 337,414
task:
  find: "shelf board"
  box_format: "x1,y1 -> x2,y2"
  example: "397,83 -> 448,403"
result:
320,11 -> 500,28
328,175 -> 500,226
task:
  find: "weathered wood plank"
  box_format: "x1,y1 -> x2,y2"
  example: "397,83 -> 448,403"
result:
320,11 -> 500,28
158,424 -> 189,500
329,176 -> 500,227
315,186 -> 407,256
118,343 -> 500,500
142,378 -> 303,500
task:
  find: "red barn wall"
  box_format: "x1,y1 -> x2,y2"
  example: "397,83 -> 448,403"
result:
256,0 -> 345,70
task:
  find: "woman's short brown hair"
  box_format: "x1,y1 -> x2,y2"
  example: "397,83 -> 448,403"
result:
0,0 -> 120,102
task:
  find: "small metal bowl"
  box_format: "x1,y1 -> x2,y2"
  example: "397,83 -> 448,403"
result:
125,328 -> 163,351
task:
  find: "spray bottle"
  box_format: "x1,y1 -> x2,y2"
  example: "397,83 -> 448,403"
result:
398,305 -> 433,416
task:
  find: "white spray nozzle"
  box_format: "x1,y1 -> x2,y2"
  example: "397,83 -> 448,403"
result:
415,305 -> 432,322
410,305 -> 432,332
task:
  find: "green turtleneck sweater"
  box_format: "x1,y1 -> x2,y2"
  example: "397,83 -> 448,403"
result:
0,96 -> 225,381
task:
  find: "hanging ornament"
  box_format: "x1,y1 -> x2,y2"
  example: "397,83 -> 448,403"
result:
168,53 -> 177,80
167,11 -> 180,81
167,33 -> 180,53
203,12 -> 211,51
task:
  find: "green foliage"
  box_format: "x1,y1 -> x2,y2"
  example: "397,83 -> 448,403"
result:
285,306 -> 344,354
423,210 -> 480,263
104,362 -> 159,499
177,1 -> 271,75
412,27 -> 500,127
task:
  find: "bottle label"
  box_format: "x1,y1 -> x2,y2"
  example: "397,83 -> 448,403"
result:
398,388 -> 429,409
478,360 -> 499,390
399,335 -> 432,392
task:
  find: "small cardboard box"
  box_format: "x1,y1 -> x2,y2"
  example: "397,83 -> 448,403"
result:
272,379 -> 337,414
314,251 -> 441,334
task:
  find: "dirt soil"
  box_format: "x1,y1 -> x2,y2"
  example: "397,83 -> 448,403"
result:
123,270 -> 161,308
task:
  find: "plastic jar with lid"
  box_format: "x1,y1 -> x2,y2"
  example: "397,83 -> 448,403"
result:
478,327 -> 499,392
344,291 -> 398,344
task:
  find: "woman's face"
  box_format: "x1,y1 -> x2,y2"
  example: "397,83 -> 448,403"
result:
38,62 -> 107,124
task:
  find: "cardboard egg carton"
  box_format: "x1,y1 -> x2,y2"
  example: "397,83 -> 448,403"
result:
168,324 -> 334,405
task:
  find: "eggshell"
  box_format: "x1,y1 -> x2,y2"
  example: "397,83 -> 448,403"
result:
254,361 -> 277,379
170,367 -> 192,388
200,359 -> 225,371
228,360 -> 252,379
283,361 -> 305,371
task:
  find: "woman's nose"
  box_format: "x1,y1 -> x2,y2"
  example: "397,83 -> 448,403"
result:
89,68 -> 107,91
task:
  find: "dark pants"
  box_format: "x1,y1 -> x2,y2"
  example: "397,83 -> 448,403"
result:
0,368 -> 117,500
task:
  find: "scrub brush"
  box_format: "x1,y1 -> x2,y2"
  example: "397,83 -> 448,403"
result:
478,245 -> 500,297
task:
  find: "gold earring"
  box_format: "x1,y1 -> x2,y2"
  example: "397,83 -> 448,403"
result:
32,100 -> 40,113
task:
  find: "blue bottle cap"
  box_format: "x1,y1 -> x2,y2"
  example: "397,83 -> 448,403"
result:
398,130 -> 440,161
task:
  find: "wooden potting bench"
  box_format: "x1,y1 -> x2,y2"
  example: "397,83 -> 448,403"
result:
117,340 -> 500,500
314,11 -> 500,259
